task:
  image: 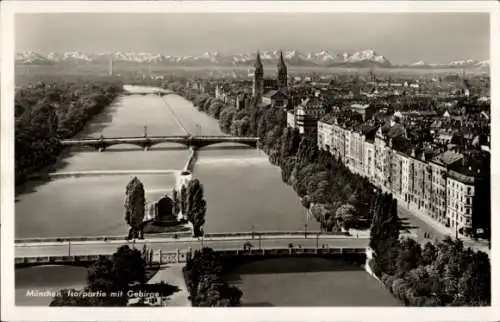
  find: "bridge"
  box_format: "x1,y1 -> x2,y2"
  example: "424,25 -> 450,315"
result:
60,135 -> 260,151
122,91 -> 173,97
15,233 -> 370,267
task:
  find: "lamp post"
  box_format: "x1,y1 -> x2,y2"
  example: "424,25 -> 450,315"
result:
304,224 -> 308,239
144,125 -> 148,138
316,233 -> 319,249
251,224 -> 255,240
68,241 -> 71,256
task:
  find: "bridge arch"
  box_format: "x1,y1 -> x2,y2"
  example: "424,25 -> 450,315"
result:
147,141 -> 190,150
103,142 -> 150,151
192,139 -> 259,149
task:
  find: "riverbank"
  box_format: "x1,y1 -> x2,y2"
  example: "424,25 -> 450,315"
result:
15,81 -> 123,186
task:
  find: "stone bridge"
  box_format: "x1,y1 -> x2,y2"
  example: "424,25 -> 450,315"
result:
60,135 -> 260,151
15,247 -> 367,268
15,233 -> 369,267
122,91 -> 173,97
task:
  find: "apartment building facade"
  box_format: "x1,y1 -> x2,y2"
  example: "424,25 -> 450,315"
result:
317,118 -> 487,237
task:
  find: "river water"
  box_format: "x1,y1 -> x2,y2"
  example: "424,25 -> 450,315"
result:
15,85 -> 398,306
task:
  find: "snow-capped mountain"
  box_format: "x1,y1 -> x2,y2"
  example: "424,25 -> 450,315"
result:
15,51 -> 54,65
446,59 -> 489,68
411,60 -> 427,66
15,49 -> 392,67
406,59 -> 489,69
15,50 -> 489,69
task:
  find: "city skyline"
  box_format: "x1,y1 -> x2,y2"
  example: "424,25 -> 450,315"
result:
15,13 -> 490,64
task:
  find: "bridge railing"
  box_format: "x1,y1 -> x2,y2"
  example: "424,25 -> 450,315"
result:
15,247 -> 367,266
15,231 -> 350,244
60,135 -> 258,143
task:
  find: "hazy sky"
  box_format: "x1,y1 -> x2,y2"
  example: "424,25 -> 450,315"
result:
15,13 -> 490,64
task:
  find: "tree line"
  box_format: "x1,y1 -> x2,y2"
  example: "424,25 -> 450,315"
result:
167,82 -> 376,233
172,178 -> 207,237
369,193 -> 490,306
15,77 -> 123,184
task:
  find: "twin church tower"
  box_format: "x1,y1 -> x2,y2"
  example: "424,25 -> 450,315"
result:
252,50 -> 288,100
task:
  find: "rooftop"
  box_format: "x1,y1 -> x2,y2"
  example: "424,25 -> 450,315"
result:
431,150 -> 464,167
263,89 -> 288,99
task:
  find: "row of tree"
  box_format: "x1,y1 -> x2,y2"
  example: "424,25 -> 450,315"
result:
15,77 -> 123,184
167,82 -> 376,233
369,193 -> 490,306
183,248 -> 242,307
50,245 -> 177,306
172,179 -> 207,237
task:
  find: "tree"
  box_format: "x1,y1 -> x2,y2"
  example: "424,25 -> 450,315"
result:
112,245 -> 147,287
180,185 -> 188,220
185,179 -> 207,237
194,274 -> 242,307
52,245 -> 149,307
395,238 -> 422,277
172,189 -> 181,216
335,204 -> 357,231
124,177 -> 146,239
421,242 -> 437,266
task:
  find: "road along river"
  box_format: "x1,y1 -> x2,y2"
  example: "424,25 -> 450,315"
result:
15,85 -> 399,306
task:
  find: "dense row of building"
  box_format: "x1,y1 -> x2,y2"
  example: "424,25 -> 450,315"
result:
316,112 -> 489,238
183,50 -> 490,238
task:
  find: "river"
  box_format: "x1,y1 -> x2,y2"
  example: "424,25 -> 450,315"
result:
15,84 -> 399,306
16,85 -> 317,238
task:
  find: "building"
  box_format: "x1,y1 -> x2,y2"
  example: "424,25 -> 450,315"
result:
429,150 -> 464,225
277,51 -> 288,91
294,96 -> 327,135
407,151 -> 427,216
345,123 -> 377,175
446,155 -> 489,237
389,150 -> 407,199
252,49 -> 289,102
317,119 -> 332,152
447,169 -> 474,236
363,139 -> 375,181
261,90 -> 289,108
350,103 -> 377,121
316,111 -> 489,238
331,121 -> 347,162
252,52 -> 264,101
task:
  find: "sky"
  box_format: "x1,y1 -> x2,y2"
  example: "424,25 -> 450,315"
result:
14,12 -> 490,64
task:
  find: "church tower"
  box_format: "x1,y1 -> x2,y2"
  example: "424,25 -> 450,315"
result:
277,50 -> 288,90
253,50 -> 264,100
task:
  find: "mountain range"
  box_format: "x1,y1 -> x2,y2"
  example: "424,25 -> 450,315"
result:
15,50 -> 490,69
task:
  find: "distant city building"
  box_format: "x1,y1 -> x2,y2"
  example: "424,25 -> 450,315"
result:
293,96 -> 327,135
261,90 -> 289,108
252,49 -> 289,102
349,103 -> 376,121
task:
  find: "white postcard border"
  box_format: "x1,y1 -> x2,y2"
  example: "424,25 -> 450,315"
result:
1,1 -> 499,322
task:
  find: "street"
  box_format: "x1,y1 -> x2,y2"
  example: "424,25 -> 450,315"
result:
398,205 -> 489,253
15,235 -> 370,258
